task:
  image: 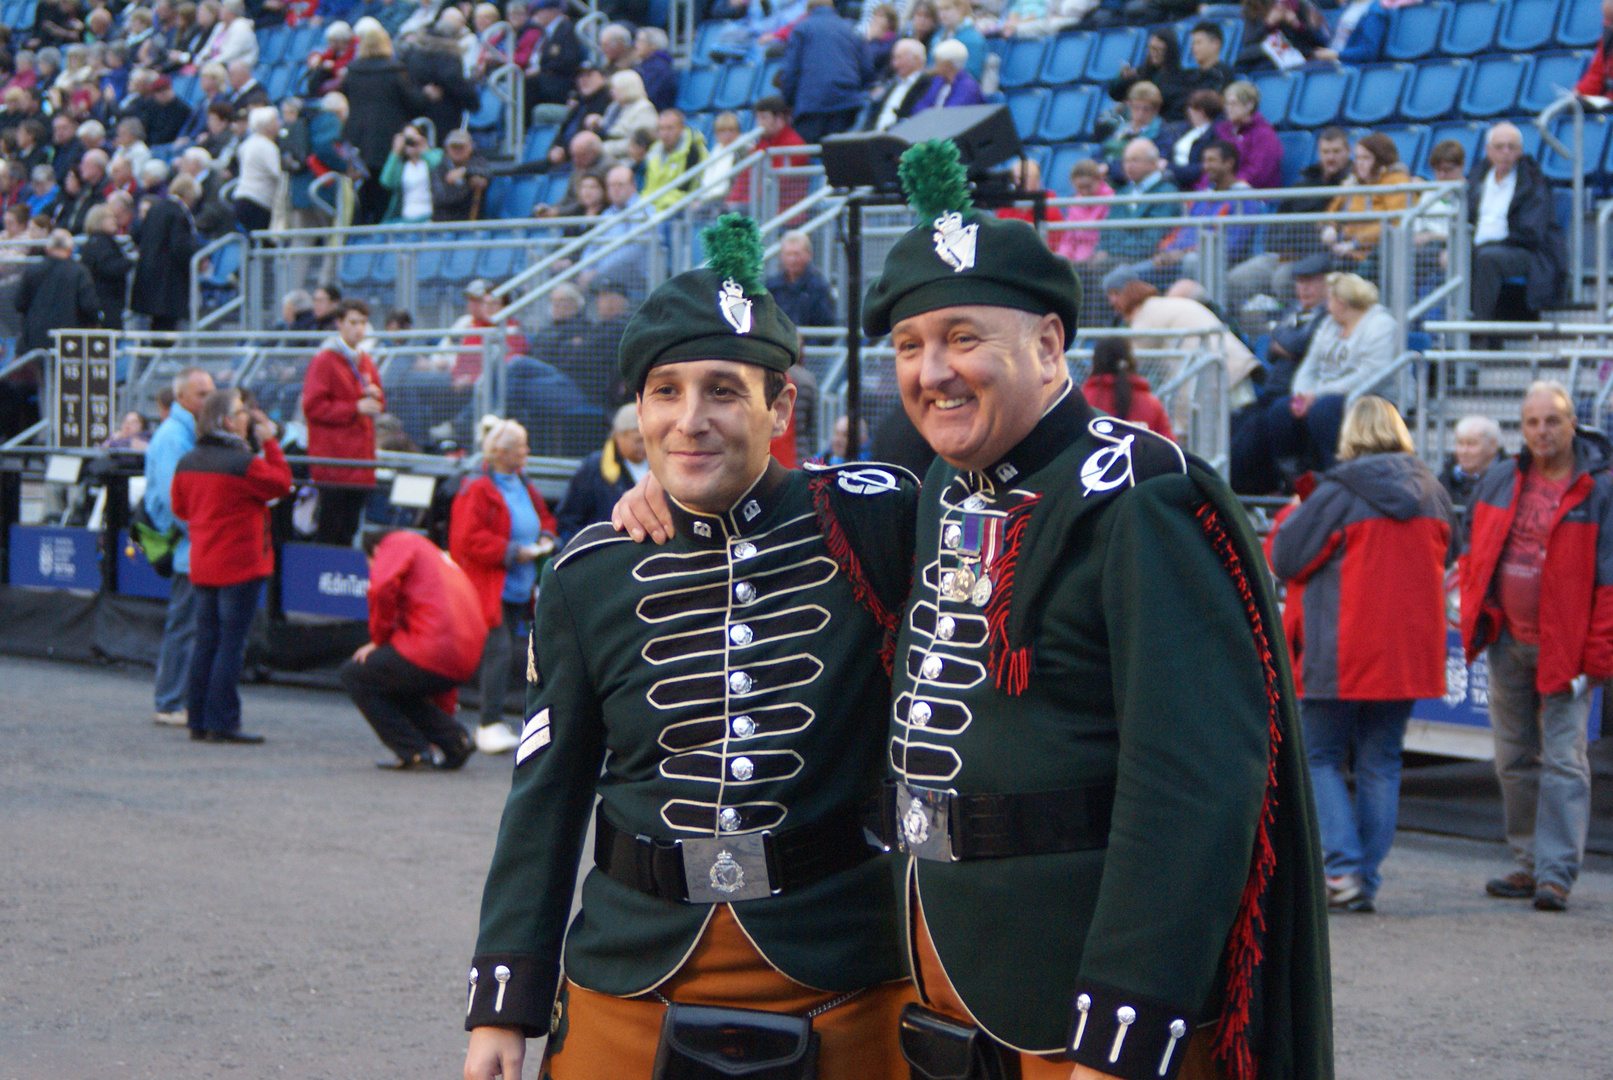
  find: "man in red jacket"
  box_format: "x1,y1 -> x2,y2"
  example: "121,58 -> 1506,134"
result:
301,298 -> 385,547
341,529 -> 489,771
1459,382 -> 1612,912
1574,0 -> 1613,99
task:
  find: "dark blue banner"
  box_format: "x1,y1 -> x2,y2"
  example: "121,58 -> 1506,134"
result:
9,526 -> 101,590
116,530 -> 172,600
280,542 -> 370,620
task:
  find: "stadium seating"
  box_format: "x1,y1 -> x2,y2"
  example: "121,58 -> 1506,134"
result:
1421,120 -> 1489,174
999,38 -> 1051,90
712,63 -> 759,112
1344,64 -> 1411,126
1084,27 -> 1146,82
1045,143 -> 1098,195
1251,70 -> 1296,127
1384,3 -> 1449,61
1518,50 -> 1592,113
1496,0 -> 1561,52
1035,85 -> 1101,143
1276,130 -> 1314,186
1039,32 -> 1094,85
1288,67 -> 1355,128
678,65 -> 720,113
1006,89 -> 1049,139
1541,113 -> 1609,181
1459,53 -> 1530,118
1360,124 -> 1430,173
1400,59 -> 1469,122
1556,0 -> 1604,47
1439,0 -> 1502,56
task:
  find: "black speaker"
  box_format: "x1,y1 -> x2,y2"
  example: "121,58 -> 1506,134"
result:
819,104 -> 1022,189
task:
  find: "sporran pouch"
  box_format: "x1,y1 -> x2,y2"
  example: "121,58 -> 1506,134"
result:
651,1002 -> 820,1080
898,1003 -> 1022,1080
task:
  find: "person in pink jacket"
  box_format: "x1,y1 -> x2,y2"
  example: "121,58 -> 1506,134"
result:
1051,158 -> 1112,264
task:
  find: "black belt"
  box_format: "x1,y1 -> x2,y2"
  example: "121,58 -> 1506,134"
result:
865,778 -> 1116,862
594,801 -> 879,904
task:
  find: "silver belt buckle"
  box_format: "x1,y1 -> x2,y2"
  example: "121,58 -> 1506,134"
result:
681,833 -> 774,903
894,782 -> 955,862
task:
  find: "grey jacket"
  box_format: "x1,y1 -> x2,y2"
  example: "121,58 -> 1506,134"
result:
1291,304 -> 1399,399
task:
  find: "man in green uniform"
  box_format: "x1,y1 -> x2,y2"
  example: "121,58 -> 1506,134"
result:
463,218 -> 918,1080
860,142 -> 1333,1080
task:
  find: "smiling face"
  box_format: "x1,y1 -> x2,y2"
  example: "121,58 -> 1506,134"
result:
892,305 -> 1066,471
1352,142 -> 1379,183
638,360 -> 794,515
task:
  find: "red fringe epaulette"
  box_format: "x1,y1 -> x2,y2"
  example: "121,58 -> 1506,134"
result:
809,476 -> 899,673
1195,502 -> 1282,1080
983,494 -> 1042,695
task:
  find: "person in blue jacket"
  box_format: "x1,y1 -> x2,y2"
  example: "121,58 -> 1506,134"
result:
145,366 -> 214,727
779,0 -> 873,144
934,0 -> 985,79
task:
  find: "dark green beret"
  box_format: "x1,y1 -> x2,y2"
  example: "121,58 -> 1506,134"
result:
618,268 -> 799,391
862,210 -> 1081,341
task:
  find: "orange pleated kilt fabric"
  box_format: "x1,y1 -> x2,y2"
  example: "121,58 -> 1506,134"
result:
911,903 -> 1225,1080
542,904 -> 916,1080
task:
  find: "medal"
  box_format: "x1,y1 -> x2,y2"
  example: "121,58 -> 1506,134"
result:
950,564 -> 977,601
971,575 -> 992,607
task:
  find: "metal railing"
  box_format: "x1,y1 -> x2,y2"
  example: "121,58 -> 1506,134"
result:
1597,197 -> 1613,322
1538,93 -> 1585,306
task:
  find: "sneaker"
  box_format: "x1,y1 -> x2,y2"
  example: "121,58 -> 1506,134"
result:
1339,895 -> 1375,914
1325,874 -> 1363,907
475,723 -> 520,754
1533,882 -> 1569,912
153,709 -> 188,727
1486,871 -> 1536,899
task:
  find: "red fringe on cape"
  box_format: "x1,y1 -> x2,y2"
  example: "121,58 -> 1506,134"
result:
983,494 -> 1043,695
809,476 -> 899,673
1196,502 -> 1283,1080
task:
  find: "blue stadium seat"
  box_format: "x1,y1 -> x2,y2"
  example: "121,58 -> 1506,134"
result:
482,176 -> 510,219
1383,3 -> 1447,61
540,172 -> 572,206
502,177 -> 541,218
1543,113 -> 1609,181
1399,59 -> 1469,122
476,246 -> 517,278
1006,89 -> 1049,139
1039,32 -> 1093,85
999,37 -> 1050,89
1045,143 -> 1099,196
1459,53 -> 1530,118
415,247 -> 447,283
753,58 -> 783,100
1251,69 -> 1296,126
522,124 -> 556,163
1516,120 -> 1542,159
1421,120 -> 1488,175
1343,64 -> 1409,126
257,26 -> 290,66
1497,0 -> 1560,52
1557,0 -> 1604,47
441,236 -> 483,282
172,73 -> 200,107
1083,27 -> 1145,83
677,64 -> 719,113
711,63 -> 758,112
466,85 -> 503,133
1035,85 -> 1099,142
1439,1 -> 1502,56
338,239 -> 377,287
264,66 -> 292,101
1276,130 -> 1313,186
288,23 -> 323,61
692,21 -> 723,65
688,112 -> 716,144
1287,67 -> 1354,128
1518,50 -> 1593,112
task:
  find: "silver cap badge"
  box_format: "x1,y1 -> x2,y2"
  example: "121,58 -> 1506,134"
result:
932,212 -> 979,273
718,278 -> 753,334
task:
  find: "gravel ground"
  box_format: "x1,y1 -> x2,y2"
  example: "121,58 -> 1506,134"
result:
0,655 -> 1608,1080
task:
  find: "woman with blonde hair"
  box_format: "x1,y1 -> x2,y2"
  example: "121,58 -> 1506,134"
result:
340,19 -> 428,222
594,69 -> 658,160
1268,394 -> 1452,912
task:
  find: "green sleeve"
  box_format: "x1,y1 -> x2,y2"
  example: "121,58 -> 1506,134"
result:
1084,474 -> 1269,1014
379,152 -> 403,191
466,564 -> 606,1035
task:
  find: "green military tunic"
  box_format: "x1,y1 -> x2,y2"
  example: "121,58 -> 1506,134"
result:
466,460 -> 919,1035
887,386 -> 1332,1080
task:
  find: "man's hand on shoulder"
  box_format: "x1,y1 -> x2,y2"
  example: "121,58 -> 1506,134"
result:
464,1025 -> 525,1080
611,472 -> 675,544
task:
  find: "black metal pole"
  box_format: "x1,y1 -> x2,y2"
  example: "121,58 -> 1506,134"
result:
100,471 -> 128,595
844,194 -> 863,462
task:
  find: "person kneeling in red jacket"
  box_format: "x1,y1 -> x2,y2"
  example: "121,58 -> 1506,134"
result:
171,388 -> 295,744
343,529 -> 489,771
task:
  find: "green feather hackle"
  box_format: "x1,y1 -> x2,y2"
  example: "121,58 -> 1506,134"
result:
898,139 -> 973,222
701,213 -> 767,294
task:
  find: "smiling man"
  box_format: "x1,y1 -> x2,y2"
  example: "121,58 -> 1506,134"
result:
858,141 -> 1331,1080
463,217 -> 918,1080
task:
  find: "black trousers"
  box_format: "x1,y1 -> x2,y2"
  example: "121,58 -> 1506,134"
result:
315,486 -> 368,546
233,197 -> 272,237
1470,242 -> 1535,321
340,644 -> 465,758
792,108 -> 860,146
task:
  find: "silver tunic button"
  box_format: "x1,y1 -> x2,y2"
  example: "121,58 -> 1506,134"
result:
732,715 -> 756,737
920,655 -> 943,680
909,701 -> 932,727
718,807 -> 741,832
962,494 -> 986,511
734,581 -> 756,604
936,616 -> 956,641
939,571 -> 956,596
943,524 -> 962,549
730,756 -> 755,781
733,541 -> 757,560
730,623 -> 753,646
729,671 -> 753,694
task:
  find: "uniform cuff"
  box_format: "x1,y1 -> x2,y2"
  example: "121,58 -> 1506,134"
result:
1066,981 -> 1199,1080
463,952 -> 558,1036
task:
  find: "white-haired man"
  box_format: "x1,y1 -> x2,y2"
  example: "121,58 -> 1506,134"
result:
554,402 -> 647,546
868,38 -> 932,131
1466,122 -> 1567,323
1459,382 -> 1612,912
1440,415 -> 1505,510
